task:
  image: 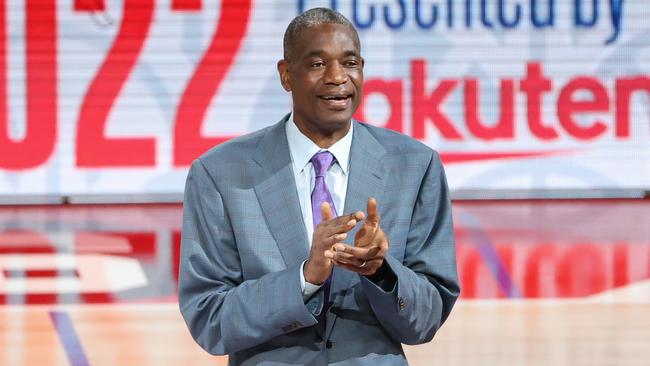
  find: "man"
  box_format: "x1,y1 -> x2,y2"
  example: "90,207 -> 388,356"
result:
179,7 -> 459,365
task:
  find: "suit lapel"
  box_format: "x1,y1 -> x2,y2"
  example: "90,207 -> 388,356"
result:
326,121 -> 387,338
253,116 -> 310,269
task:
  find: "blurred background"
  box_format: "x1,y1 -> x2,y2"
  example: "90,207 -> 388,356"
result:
0,1 -> 648,365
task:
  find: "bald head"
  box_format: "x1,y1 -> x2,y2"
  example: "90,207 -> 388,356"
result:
283,8 -> 359,61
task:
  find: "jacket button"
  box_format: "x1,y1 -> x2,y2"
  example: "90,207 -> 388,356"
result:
326,340 -> 333,349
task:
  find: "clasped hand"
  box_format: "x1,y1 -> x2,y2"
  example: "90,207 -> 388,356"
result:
303,198 -> 388,285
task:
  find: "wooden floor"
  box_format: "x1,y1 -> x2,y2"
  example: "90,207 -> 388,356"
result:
406,296 -> 650,366
2,294 -> 649,366
0,200 -> 648,365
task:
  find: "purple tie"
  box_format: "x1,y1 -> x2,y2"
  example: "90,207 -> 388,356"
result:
311,151 -> 338,225
310,151 -> 337,320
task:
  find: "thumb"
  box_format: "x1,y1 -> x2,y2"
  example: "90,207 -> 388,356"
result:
321,202 -> 334,221
366,198 -> 380,226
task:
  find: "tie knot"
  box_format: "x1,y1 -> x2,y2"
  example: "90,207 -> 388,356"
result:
310,151 -> 335,178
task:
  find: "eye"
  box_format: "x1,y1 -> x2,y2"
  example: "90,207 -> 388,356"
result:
310,61 -> 325,68
344,59 -> 360,67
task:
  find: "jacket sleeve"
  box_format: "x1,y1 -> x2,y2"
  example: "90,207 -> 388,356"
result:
178,159 -> 318,355
361,150 -> 460,345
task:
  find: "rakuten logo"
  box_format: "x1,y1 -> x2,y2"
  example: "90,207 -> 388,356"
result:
355,61 -> 649,144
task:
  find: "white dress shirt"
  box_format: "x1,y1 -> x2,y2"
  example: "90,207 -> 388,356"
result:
285,114 -> 353,301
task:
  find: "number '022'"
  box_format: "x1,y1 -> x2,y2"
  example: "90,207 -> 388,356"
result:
74,0 -> 252,168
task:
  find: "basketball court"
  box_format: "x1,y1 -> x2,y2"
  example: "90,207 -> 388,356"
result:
1,199 -> 647,365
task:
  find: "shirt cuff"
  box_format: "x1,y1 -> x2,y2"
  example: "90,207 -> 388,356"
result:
300,260 -> 323,302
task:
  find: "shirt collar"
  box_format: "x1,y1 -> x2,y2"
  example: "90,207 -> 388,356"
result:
285,113 -> 353,176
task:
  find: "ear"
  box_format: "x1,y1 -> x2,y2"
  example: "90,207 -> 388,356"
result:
277,60 -> 291,92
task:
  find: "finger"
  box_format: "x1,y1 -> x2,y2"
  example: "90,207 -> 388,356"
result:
332,243 -> 382,259
327,250 -> 355,264
320,211 -> 365,235
326,209 -> 365,225
332,252 -> 371,268
366,198 -> 380,226
323,233 -> 347,247
337,211 -> 365,225
324,245 -> 355,261
321,202 -> 334,222
344,210 -> 365,222
332,259 -> 382,275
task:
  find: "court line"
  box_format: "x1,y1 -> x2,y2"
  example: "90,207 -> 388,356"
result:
49,311 -> 90,366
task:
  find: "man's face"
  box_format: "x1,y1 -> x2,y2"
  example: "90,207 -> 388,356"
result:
278,23 -> 364,136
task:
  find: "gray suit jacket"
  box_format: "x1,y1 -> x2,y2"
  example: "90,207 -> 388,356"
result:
179,115 -> 460,365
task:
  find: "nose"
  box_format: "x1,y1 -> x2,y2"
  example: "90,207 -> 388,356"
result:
323,62 -> 348,85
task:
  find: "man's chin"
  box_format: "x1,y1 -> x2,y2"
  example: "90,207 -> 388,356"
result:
318,117 -> 352,134
317,110 -> 355,127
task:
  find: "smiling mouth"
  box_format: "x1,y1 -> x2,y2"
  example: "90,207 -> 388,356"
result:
318,94 -> 352,109
320,95 -> 351,101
